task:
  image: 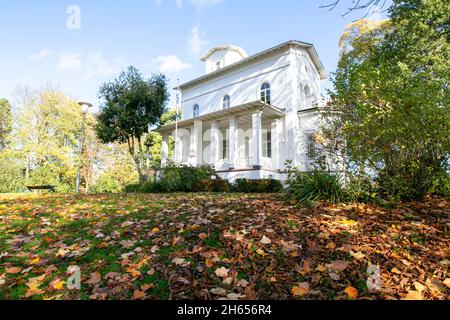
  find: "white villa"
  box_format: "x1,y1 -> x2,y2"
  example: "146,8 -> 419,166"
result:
155,40 -> 327,182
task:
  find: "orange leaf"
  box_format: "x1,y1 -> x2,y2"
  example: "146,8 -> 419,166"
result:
292,282 -> 309,297
344,286 -> 358,299
133,290 -> 146,300
6,267 -> 22,274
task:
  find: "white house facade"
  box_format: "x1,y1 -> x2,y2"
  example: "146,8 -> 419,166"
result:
155,40 -> 327,182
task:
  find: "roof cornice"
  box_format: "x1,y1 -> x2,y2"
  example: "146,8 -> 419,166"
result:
178,40 -> 327,90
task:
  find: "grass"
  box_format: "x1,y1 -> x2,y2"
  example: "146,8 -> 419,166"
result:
0,193 -> 448,300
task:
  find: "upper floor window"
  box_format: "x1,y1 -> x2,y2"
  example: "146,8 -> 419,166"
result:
223,95 -> 231,109
216,61 -> 221,70
260,82 -> 271,105
193,104 -> 200,118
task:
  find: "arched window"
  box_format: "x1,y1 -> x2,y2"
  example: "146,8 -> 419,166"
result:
223,95 -> 231,109
193,104 -> 200,118
260,82 -> 271,105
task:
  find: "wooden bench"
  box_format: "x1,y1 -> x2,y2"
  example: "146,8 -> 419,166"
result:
27,185 -> 56,193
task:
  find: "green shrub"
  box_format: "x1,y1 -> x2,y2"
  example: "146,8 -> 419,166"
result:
91,172 -> 123,194
123,183 -> 142,193
128,164 -> 215,193
343,175 -> 380,203
286,170 -> 344,204
232,179 -> 283,193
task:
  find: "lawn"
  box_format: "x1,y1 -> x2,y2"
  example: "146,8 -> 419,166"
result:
0,193 -> 448,300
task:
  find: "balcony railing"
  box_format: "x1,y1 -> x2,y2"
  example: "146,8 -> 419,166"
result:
214,157 -> 274,171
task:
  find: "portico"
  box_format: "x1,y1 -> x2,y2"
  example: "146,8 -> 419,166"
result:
155,101 -> 285,179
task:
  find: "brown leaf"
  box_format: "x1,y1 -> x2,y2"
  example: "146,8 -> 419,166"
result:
86,272 -> 101,285
133,290 -> 146,300
326,260 -> 349,273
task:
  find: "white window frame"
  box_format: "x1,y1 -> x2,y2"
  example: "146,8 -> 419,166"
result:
222,95 -> 231,110
193,104 -> 200,118
260,82 -> 271,105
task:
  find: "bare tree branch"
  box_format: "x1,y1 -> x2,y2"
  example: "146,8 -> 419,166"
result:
321,0 -> 389,19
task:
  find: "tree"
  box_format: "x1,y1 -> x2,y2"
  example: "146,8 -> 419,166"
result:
0,99 -> 12,150
325,0 -> 450,200
14,89 -> 87,191
95,66 -> 169,183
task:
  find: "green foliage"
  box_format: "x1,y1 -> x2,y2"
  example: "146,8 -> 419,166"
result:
232,179 -> 283,193
0,99 -> 12,150
95,66 -> 170,183
14,90 -> 85,192
127,164 -> 215,193
326,1 -> 450,200
0,151 -> 25,193
343,174 -> 380,203
90,173 -> 123,194
286,170 -> 344,204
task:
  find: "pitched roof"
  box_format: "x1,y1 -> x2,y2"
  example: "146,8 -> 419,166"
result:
179,40 -> 327,90
200,44 -> 249,61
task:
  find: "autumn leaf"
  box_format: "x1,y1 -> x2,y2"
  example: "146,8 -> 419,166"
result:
172,257 -> 190,266
402,290 -> 423,300
86,272 -> 101,285
292,282 -> 309,297
6,267 -> 22,274
326,260 -> 350,273
260,236 -> 272,245
49,278 -> 65,290
214,267 -> 229,279
133,290 -> 146,300
344,286 -> 358,299
25,275 -> 46,298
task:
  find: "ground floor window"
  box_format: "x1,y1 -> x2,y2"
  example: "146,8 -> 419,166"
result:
222,139 -> 227,159
307,133 -> 317,160
267,132 -> 272,158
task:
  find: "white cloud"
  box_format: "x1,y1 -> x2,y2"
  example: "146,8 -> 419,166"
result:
152,55 -> 192,73
189,26 -> 209,57
84,51 -> 121,80
57,51 -> 124,80
58,53 -> 81,71
153,0 -> 163,6
30,48 -> 52,60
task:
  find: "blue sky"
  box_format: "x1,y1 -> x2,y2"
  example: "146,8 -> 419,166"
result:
0,0 -> 389,110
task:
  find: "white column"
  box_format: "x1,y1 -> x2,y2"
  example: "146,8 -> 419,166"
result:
210,121 -> 219,168
228,117 -> 238,169
194,120 -> 203,166
161,133 -> 169,168
271,121 -> 278,169
252,111 -> 263,169
175,132 -> 183,163
189,126 -> 196,166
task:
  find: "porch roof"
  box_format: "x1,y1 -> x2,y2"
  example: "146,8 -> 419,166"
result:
153,101 -> 285,134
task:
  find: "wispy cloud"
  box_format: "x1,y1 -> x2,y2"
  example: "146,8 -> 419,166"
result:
154,0 -> 222,10
151,55 -> 192,73
58,53 -> 82,71
84,51 -> 124,80
57,51 -> 125,80
189,26 -> 209,57
30,48 -> 52,61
